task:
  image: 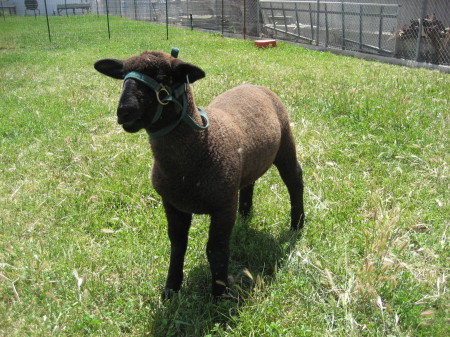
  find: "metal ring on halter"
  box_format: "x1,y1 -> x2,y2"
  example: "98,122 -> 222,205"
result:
156,87 -> 170,106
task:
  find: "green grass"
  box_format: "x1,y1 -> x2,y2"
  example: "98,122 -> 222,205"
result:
1,16 -> 449,336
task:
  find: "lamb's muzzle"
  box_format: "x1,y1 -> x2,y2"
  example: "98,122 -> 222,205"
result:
94,49 -> 305,298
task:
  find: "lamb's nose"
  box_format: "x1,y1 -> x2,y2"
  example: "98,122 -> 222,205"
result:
117,86 -> 139,124
117,104 -> 137,124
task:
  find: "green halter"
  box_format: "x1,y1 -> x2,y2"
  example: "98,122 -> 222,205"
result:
123,70 -> 209,139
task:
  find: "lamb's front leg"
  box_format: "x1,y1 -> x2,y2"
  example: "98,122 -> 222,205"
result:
207,199 -> 237,297
163,201 -> 192,298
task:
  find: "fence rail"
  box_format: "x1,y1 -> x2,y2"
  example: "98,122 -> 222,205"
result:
260,1 -> 400,57
1,0 -> 449,66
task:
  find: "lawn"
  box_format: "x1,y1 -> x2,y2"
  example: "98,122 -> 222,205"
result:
0,16 -> 448,336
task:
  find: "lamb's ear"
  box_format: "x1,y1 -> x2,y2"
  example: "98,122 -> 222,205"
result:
172,60 -> 205,83
94,59 -> 124,80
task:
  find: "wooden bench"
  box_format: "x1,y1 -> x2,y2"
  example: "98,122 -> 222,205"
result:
1,1 -> 16,15
57,3 -> 90,15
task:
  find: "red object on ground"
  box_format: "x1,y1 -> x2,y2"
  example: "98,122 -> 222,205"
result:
254,39 -> 277,48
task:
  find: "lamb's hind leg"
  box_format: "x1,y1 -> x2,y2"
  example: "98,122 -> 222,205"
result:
274,134 -> 305,230
163,201 -> 192,297
239,183 -> 254,217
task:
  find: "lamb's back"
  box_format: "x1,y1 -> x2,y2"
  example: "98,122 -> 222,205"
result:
205,85 -> 287,187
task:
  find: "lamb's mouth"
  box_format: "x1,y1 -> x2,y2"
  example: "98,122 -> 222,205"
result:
119,119 -> 143,133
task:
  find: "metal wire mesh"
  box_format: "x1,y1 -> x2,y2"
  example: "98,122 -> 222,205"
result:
394,1 -> 450,65
260,1 -> 399,55
1,0 -> 449,65
150,0 -> 260,38
259,0 -> 449,65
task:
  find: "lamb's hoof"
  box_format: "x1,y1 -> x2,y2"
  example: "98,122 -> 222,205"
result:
211,279 -> 234,301
238,208 -> 252,219
211,291 -> 233,303
161,287 -> 178,300
291,215 -> 305,231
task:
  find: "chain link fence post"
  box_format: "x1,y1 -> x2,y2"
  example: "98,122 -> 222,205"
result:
415,0 -> 429,61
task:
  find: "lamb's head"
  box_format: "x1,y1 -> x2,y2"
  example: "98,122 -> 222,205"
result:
94,51 -> 205,133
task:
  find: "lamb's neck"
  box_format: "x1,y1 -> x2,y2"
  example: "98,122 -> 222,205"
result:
183,87 -> 205,130
150,132 -> 209,177
149,88 -> 209,168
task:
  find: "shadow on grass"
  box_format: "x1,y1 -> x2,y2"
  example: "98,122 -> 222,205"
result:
147,216 -> 303,336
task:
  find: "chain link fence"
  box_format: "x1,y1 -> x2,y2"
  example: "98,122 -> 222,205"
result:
260,1 -> 400,55
92,0 -> 260,38
259,0 -> 449,65
1,0 -> 449,65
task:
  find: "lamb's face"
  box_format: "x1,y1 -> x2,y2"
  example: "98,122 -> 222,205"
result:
116,76 -> 154,133
94,51 -> 206,134
118,54 -> 173,133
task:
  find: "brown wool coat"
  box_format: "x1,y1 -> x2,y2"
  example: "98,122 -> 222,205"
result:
94,51 -> 304,297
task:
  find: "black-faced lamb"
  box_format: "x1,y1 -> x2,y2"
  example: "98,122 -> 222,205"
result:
94,50 -> 304,297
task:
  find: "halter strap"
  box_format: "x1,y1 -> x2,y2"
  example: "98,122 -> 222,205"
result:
123,71 -> 209,139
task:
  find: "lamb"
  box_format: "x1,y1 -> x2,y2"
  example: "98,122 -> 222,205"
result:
94,49 -> 304,298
